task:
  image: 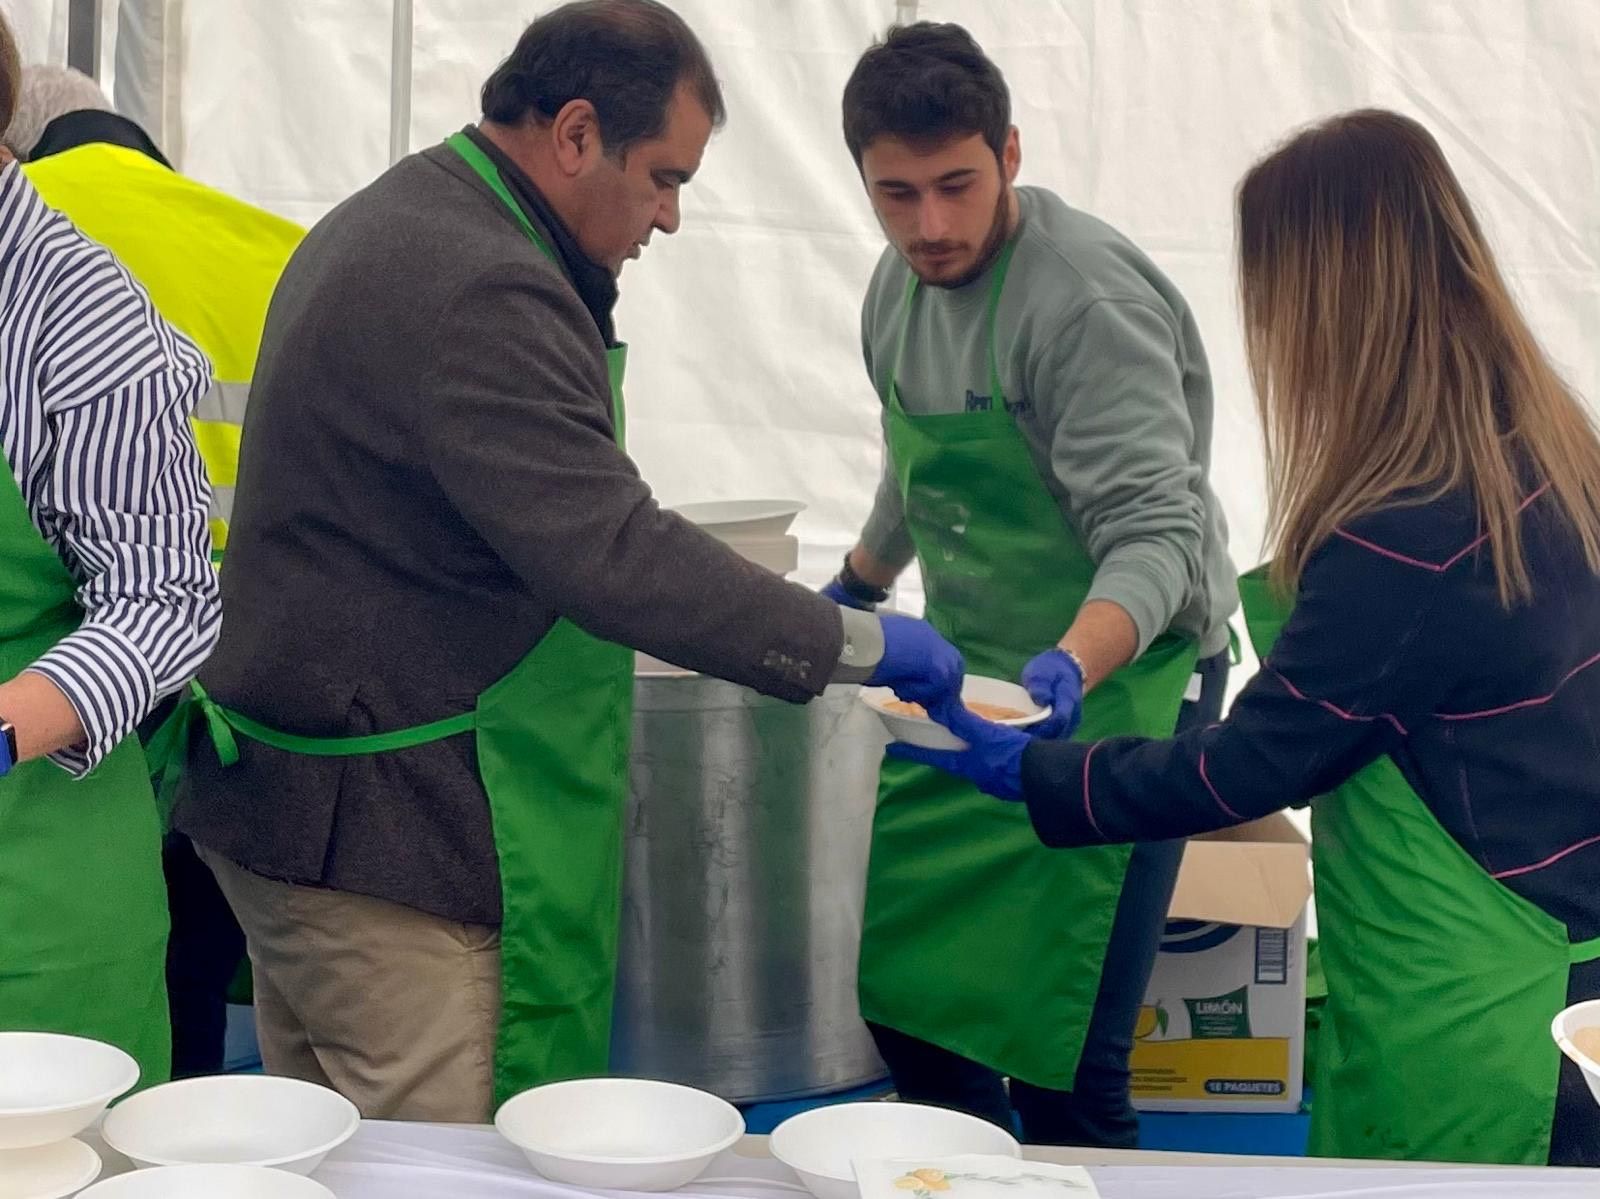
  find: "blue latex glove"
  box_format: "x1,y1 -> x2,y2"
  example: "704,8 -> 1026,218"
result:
868,614 -> 964,707
887,693 -> 1031,802
821,577 -> 872,610
1021,648 -> 1085,739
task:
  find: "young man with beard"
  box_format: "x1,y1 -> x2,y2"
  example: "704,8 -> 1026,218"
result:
825,23 -> 1238,1145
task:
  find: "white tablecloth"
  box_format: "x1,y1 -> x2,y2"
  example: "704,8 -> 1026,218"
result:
88,1121 -> 1600,1199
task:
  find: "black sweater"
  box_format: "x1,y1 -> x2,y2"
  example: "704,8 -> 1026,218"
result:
1024,484 -> 1600,943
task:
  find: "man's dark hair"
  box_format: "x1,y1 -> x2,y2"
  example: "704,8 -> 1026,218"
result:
481,0 -> 725,159
842,22 -> 1010,166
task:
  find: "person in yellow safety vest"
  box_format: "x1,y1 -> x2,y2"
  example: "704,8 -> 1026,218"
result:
4,64 -> 303,1080
7,65 -> 304,559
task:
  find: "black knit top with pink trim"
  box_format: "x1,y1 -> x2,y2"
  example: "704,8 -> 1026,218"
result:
1023,482 -> 1600,942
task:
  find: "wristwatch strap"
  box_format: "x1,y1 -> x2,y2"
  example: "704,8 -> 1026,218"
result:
838,554 -> 891,606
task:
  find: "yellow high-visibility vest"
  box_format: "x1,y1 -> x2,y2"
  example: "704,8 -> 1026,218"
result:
24,142 -> 304,556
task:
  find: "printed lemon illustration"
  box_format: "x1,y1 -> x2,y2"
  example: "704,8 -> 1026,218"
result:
1134,1001 -> 1170,1040
894,1170 -> 951,1192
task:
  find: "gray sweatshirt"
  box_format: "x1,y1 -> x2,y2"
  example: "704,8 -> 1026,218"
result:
861,186 -> 1236,656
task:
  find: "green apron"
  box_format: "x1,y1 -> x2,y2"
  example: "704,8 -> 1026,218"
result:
858,240 -> 1200,1087
1239,565 -> 1600,1163
0,452 -> 170,1087
183,132 -> 635,1105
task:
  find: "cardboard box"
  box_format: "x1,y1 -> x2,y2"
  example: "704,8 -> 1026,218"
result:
1129,813 -> 1311,1113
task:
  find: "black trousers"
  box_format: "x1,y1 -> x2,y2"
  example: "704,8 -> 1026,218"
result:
163,830 -> 247,1077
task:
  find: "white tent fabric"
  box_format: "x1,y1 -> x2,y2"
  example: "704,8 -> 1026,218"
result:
4,1 -> 1599,648
2,0 -> 65,68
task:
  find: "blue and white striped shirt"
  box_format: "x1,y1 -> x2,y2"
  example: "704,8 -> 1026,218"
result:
0,160 -> 220,775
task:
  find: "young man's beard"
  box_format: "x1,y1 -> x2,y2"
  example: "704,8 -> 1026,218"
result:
921,187 -> 1013,290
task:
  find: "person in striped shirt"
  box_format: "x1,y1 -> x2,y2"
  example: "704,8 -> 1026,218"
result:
6,60 -> 305,1081
0,12 -> 220,1086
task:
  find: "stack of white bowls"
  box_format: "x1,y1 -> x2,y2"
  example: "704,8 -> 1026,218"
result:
0,1033 -> 357,1198
0,1033 -> 137,1199
636,499 -> 808,675
82,1074 -> 357,1197
669,499 -> 805,577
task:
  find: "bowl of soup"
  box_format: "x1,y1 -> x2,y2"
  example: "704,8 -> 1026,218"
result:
1553,999 -> 1600,1109
861,676 -> 1049,751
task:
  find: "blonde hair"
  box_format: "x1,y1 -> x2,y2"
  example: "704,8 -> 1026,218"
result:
1238,108 -> 1600,604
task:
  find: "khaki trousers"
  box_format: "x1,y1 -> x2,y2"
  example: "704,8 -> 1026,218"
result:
201,848 -> 501,1122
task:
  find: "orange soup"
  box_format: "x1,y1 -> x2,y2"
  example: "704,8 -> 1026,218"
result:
1573,1026 -> 1600,1062
883,699 -> 1027,722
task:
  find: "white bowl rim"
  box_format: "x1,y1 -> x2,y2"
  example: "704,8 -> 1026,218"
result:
100,1075 -> 360,1170
0,1136 -> 103,1192
769,1101 -> 1021,1183
80,1163 -> 337,1198
669,499 -> 806,525
0,1034 -> 139,1117
1552,999 -> 1600,1071
860,680 -> 1051,730
494,1077 -> 746,1166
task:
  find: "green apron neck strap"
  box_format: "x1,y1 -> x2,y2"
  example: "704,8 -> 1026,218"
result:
886,234 -> 1021,411
446,130 -> 627,440
445,132 -> 560,268
884,272 -> 917,408
982,237 -> 1019,405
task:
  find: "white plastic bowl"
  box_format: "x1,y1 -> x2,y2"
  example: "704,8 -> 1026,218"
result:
670,499 -> 805,538
1553,998 -> 1600,1107
861,676 -> 1050,752
78,1165 -> 335,1199
495,1077 -> 745,1191
771,1102 -> 1021,1199
0,1137 -> 101,1199
0,1032 -> 139,1149
101,1075 -> 358,1174
712,532 -> 801,576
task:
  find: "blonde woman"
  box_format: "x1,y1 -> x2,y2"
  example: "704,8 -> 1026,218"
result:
898,109 -> 1600,1167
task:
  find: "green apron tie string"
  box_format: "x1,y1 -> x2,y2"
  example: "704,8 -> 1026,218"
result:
171,677 -> 477,764
1570,934 -> 1600,965
190,680 -> 241,767
210,698 -> 476,757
